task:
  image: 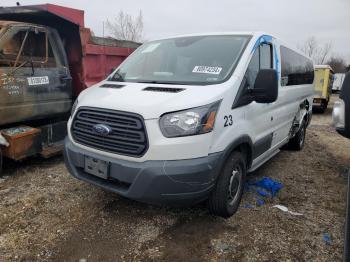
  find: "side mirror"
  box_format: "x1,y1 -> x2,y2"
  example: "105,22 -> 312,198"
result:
333,72 -> 350,138
252,69 -> 278,104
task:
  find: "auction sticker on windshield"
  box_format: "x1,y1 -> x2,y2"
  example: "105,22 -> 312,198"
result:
27,76 -> 49,86
192,66 -> 222,75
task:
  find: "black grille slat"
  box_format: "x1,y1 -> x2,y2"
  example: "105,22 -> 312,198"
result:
71,108 -> 148,157
74,117 -> 141,130
73,121 -> 144,139
73,126 -> 145,143
78,111 -> 142,128
74,131 -> 142,150
74,136 -> 143,155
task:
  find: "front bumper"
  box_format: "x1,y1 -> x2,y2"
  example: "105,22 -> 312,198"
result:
64,138 -> 223,205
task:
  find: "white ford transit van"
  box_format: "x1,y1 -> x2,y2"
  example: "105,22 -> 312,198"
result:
64,32 -> 315,218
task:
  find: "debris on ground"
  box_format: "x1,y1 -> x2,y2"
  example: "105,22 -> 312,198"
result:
244,177 -> 283,207
247,177 -> 283,197
273,204 -> 303,216
323,233 -> 332,245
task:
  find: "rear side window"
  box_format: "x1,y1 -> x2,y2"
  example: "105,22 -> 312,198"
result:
280,46 -> 314,86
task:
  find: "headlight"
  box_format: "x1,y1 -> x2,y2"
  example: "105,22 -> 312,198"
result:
71,99 -> 79,117
159,101 -> 221,138
332,99 -> 345,129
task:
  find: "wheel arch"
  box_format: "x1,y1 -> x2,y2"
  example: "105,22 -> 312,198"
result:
215,135 -> 254,178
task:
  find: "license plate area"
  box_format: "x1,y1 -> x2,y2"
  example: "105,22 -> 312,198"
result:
84,156 -> 109,179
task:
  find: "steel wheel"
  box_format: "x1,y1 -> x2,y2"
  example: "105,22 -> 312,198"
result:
227,167 -> 242,206
299,125 -> 305,148
208,151 -> 246,218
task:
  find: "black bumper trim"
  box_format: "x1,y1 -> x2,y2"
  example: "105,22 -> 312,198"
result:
64,137 -> 223,205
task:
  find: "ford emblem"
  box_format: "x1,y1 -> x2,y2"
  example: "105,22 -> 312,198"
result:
92,124 -> 112,136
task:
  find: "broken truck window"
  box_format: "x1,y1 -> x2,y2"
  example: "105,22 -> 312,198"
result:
0,26 -> 59,69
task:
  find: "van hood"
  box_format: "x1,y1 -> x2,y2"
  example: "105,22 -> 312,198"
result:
77,81 -> 227,119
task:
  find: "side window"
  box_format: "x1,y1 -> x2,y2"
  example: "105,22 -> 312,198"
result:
245,43 -> 273,88
260,44 -> 272,69
280,46 -> 314,86
246,49 -> 259,88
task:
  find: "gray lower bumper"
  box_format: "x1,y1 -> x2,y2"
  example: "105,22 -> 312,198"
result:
64,138 -> 223,205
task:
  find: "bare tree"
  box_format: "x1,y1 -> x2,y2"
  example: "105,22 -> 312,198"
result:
298,37 -> 332,64
327,56 -> 347,73
346,65 -> 350,73
106,10 -> 144,42
299,36 -> 318,58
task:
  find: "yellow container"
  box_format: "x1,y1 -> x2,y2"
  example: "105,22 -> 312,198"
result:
313,65 -> 334,111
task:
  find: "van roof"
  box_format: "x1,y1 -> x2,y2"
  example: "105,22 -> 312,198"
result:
146,32 -> 312,61
149,31 -> 266,41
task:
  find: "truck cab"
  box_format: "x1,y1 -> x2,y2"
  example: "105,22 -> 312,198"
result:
0,21 -> 72,126
0,4 -> 139,171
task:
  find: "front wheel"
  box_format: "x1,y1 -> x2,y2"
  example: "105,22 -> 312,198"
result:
0,148 -> 3,176
208,151 -> 246,218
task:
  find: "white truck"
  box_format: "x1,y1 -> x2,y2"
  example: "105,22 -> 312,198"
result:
64,32 -> 315,218
333,73 -> 346,93
333,72 -> 350,138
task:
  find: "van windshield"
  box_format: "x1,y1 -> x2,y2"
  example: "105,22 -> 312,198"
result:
110,35 -> 251,85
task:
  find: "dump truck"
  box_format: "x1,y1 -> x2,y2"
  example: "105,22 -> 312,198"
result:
313,65 -> 334,113
0,4 -> 140,173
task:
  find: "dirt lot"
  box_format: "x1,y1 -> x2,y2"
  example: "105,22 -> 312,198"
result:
1,95 -> 350,262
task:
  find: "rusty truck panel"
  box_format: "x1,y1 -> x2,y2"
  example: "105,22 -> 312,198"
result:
0,21 -> 72,126
1,126 -> 42,161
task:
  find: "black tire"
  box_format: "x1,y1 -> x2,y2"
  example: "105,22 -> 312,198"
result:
0,148 -> 3,176
287,120 -> 306,151
208,151 -> 246,218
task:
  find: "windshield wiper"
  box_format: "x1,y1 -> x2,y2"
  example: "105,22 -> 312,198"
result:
109,71 -> 125,82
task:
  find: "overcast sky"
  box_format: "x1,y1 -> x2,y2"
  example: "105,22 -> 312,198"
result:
2,0 -> 350,63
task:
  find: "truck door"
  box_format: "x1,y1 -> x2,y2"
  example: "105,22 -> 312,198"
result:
0,24 -> 72,125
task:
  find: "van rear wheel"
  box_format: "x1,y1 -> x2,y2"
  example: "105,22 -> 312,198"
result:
0,148 -> 3,176
208,151 -> 246,218
287,120 -> 306,151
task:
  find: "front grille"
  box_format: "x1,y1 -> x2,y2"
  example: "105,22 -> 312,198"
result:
71,107 -> 148,157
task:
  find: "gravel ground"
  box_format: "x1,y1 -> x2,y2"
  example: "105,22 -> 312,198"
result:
0,95 -> 349,261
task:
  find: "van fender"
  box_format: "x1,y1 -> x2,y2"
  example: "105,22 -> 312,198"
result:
212,135 -> 254,181
290,100 -> 310,138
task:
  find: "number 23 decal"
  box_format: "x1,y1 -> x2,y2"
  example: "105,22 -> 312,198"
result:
224,115 -> 233,127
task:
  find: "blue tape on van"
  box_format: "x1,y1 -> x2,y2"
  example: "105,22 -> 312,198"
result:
251,35 -> 273,53
273,44 -> 280,74
252,35 -> 280,75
